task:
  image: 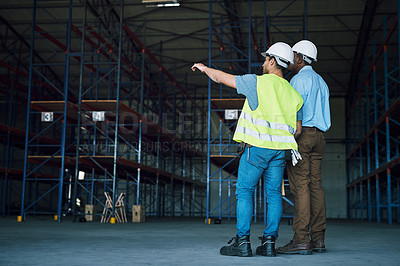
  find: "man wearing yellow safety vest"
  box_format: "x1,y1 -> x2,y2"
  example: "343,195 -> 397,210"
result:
192,42 -> 303,257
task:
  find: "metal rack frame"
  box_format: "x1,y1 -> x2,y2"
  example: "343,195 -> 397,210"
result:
21,0 -> 78,221
346,11 -> 400,224
18,0 -> 207,222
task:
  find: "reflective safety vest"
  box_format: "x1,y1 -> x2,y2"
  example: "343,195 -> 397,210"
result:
233,74 -> 303,150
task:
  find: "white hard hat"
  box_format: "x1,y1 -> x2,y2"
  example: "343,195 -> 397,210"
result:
261,42 -> 294,69
292,40 -> 317,64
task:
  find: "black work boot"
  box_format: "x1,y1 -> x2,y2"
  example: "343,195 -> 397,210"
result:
220,235 -> 252,257
256,235 -> 276,257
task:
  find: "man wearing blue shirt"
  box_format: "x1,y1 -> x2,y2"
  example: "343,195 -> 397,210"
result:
277,40 -> 331,255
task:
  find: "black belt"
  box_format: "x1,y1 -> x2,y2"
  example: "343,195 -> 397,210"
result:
303,126 -> 323,133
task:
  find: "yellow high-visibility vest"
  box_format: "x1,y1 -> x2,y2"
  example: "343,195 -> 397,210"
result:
233,74 -> 303,150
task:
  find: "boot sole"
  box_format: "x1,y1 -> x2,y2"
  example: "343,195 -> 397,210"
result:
220,250 -> 252,257
256,250 -> 276,257
313,248 -> 326,253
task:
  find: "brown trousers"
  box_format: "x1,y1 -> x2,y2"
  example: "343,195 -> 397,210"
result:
287,127 -> 327,243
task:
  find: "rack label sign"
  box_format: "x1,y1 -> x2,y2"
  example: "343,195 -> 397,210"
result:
225,109 -> 238,120
92,111 -> 105,121
41,112 -> 54,122
78,171 -> 85,180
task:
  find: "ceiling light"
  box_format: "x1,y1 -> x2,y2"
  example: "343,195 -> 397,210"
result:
157,3 -> 180,7
143,0 -> 180,7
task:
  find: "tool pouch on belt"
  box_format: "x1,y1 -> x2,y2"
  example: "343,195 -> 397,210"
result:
237,142 -> 252,158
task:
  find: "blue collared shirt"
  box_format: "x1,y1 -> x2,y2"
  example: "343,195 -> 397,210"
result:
290,65 -> 331,132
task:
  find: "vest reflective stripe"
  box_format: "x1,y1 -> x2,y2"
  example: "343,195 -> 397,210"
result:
241,112 -> 296,135
235,126 -> 297,144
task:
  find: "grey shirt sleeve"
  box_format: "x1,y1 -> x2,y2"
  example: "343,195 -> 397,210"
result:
235,74 -> 258,111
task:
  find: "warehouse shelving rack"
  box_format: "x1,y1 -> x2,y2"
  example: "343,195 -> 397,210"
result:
18,0 -> 207,222
71,1 -> 207,221
20,0 -> 81,221
206,0 -> 307,224
0,13 -> 70,215
346,13 -> 400,224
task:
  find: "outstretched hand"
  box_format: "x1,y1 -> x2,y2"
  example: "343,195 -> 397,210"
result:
191,63 -> 236,88
191,63 -> 207,72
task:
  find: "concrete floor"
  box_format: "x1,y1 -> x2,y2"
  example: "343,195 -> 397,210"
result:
0,216 -> 399,265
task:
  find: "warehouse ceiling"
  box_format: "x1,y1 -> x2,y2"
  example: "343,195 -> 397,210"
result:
0,0 -> 398,104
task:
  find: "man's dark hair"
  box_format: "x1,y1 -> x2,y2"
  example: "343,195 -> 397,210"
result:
268,56 -> 286,72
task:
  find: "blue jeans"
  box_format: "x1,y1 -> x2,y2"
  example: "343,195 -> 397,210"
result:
236,145 -> 285,239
